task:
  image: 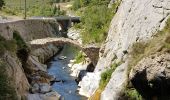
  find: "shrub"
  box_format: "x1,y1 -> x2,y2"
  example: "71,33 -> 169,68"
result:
1,7 -> 18,15
73,0 -> 121,44
0,35 -> 17,55
99,61 -> 122,90
0,0 -> 5,9
74,51 -> 85,64
13,31 -> 27,49
124,88 -> 142,100
13,31 -> 30,64
99,69 -> 113,90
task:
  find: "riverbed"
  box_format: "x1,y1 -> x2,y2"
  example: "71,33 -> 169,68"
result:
47,45 -> 87,100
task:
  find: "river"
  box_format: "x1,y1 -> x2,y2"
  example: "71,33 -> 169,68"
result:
47,45 -> 87,100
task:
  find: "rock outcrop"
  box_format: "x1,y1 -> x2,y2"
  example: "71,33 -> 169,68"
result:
2,52 -> 30,99
130,53 -> 170,100
79,0 -> 170,99
0,19 -> 61,99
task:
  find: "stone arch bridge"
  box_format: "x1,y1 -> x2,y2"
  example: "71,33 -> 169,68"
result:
55,16 -> 80,31
30,37 -> 99,66
30,16 -> 80,31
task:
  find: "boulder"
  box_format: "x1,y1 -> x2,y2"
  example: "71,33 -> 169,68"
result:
27,91 -> 60,100
39,83 -> 52,93
43,91 -> 61,100
31,83 -> 40,93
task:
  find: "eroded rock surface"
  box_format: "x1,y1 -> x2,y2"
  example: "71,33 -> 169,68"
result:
0,19 -> 61,99
130,53 -> 170,100
79,0 -> 170,99
3,52 -> 30,99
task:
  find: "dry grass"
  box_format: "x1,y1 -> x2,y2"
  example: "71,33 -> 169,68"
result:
128,18 -> 170,74
89,89 -> 102,100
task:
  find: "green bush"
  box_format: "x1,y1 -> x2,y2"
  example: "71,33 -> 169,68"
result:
0,0 -> 5,9
13,31 -> 27,49
99,69 -> 113,90
72,0 -> 110,10
13,31 -> 30,64
73,0 -> 121,44
2,7 -> 18,15
124,88 -> 142,100
0,35 -> 17,55
99,62 -> 122,90
74,51 -> 85,64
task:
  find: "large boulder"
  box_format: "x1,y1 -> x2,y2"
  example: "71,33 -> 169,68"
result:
130,53 -> 170,100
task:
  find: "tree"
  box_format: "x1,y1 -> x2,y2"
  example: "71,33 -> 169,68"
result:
0,0 -> 5,9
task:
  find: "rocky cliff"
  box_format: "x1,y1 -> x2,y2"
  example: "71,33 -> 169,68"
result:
79,0 -> 170,99
0,19 -> 61,99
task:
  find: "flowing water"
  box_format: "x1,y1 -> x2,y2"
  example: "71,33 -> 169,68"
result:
47,45 -> 87,100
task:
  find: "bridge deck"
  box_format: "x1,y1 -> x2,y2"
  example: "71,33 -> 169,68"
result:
30,37 -> 82,48
29,16 -> 80,22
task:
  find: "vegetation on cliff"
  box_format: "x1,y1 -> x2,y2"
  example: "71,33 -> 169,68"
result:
99,61 -> 122,90
74,51 -> 85,64
13,31 -> 31,75
73,0 -> 120,44
125,17 -> 170,100
124,88 -> 142,100
128,17 -> 170,74
89,61 -> 122,100
0,34 -> 19,99
0,35 -> 17,55
0,31 -> 30,99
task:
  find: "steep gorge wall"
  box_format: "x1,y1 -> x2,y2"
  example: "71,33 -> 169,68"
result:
0,19 -> 61,99
1,52 -> 30,100
79,0 -> 170,99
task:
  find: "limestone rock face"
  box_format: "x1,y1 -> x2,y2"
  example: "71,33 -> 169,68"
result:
130,53 -> 170,99
79,0 -> 170,99
3,52 -> 30,99
101,61 -> 128,100
0,19 -> 61,99
31,44 -> 61,63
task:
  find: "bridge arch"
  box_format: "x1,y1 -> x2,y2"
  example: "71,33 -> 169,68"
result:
30,37 -> 99,65
55,16 -> 80,31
